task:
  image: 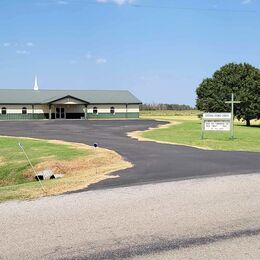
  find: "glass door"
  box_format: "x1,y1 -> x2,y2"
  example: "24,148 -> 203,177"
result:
55,107 -> 66,119
60,108 -> 65,119
56,107 -> 60,119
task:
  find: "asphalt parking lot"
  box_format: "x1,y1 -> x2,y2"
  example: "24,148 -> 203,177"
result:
0,119 -> 259,190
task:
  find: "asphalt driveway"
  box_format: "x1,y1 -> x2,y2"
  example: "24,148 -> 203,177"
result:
0,120 -> 259,190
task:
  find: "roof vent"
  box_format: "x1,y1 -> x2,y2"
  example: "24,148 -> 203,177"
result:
33,76 -> 39,91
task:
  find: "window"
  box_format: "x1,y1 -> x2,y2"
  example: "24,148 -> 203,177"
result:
1,107 -> 6,115
93,107 -> 98,114
22,107 -> 27,115
110,106 -> 115,114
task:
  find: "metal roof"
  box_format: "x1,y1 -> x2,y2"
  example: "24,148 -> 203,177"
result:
0,89 -> 142,104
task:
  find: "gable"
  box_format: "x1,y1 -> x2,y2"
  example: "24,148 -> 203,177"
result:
50,96 -> 88,105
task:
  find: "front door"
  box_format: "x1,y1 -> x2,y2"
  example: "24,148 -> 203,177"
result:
56,107 -> 66,119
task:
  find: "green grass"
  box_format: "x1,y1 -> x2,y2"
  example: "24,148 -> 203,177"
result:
140,110 -> 260,152
0,137 -> 90,187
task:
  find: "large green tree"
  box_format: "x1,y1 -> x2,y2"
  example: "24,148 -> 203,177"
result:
196,63 -> 260,126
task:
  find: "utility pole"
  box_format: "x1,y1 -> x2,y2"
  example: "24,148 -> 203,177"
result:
225,93 -> 241,139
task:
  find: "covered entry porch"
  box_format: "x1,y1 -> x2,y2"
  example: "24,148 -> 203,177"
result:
50,105 -> 86,119
48,96 -> 88,119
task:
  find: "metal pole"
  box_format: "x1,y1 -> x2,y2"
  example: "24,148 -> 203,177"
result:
201,118 -> 204,140
231,93 -> 234,139
18,143 -> 47,193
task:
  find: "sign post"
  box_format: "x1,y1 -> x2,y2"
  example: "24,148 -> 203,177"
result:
225,93 -> 241,139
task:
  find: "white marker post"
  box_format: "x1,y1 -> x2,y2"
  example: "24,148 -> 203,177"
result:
18,143 -> 47,194
225,93 -> 241,139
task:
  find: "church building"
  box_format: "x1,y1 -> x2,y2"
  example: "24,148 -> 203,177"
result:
0,77 -> 141,120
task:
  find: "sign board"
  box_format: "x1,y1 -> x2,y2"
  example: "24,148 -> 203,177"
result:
201,94 -> 241,139
201,113 -> 232,139
203,113 -> 231,120
204,120 -> 231,131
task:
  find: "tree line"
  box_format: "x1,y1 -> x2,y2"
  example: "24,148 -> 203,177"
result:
140,103 -> 194,111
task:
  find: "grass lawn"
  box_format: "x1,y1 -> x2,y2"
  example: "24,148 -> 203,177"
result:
0,137 -> 131,202
140,110 -> 260,152
0,137 -> 89,187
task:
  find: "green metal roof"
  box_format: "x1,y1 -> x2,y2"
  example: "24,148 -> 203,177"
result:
0,89 -> 142,104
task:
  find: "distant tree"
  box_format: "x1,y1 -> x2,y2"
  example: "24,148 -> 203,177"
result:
196,63 -> 260,126
140,103 -> 194,111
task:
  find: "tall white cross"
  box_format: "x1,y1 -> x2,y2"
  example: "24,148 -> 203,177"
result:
225,93 -> 241,139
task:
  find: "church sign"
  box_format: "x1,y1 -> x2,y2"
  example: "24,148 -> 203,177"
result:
201,113 -> 232,138
203,113 -> 231,120
201,94 -> 241,139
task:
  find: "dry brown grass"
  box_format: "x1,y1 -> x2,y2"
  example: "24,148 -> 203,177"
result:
128,120 -> 179,142
0,139 -> 132,202
127,120 -> 212,150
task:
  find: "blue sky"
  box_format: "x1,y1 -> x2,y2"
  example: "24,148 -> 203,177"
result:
0,0 -> 259,105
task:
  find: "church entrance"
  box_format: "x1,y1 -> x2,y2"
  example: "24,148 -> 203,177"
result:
55,107 -> 66,119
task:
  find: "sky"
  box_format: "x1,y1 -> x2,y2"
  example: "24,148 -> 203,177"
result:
0,0 -> 259,106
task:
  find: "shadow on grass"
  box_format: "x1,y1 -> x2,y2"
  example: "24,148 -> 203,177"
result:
238,125 -> 260,128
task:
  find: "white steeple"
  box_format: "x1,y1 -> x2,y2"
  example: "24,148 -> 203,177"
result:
33,75 -> 39,91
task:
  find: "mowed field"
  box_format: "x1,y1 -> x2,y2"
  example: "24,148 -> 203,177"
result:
140,110 -> 260,152
0,137 -> 130,202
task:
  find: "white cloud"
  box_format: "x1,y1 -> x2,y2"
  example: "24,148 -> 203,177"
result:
96,0 -> 134,5
16,50 -> 29,55
3,42 -> 11,47
95,58 -> 107,64
56,0 -> 68,5
242,0 -> 252,4
84,52 -> 108,64
26,42 -> 34,47
3,42 -> 34,48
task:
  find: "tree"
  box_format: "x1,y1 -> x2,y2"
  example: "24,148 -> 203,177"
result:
196,63 -> 260,126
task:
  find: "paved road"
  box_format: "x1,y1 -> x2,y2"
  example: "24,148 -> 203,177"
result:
0,120 -> 259,190
1,174 -> 260,259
